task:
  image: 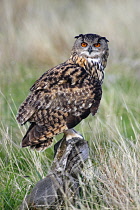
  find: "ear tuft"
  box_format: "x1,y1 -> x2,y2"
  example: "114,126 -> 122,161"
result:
74,34 -> 84,39
99,37 -> 109,42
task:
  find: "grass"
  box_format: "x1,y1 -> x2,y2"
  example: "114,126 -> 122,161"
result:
0,0 -> 140,209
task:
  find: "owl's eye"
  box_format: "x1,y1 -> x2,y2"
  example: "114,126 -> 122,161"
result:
81,42 -> 88,47
93,43 -> 101,47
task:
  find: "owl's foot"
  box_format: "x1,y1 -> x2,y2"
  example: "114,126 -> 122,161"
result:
64,128 -> 83,141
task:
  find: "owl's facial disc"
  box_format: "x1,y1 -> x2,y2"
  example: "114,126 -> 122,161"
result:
80,45 -> 102,59
78,40 -> 103,59
72,34 -> 109,63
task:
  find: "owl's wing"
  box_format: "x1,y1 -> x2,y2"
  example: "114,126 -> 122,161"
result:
17,63 -> 94,126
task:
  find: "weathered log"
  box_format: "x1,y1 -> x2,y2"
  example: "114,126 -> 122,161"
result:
20,135 -> 89,210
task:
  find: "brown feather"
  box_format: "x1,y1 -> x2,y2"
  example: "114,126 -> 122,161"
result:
17,33 -> 109,151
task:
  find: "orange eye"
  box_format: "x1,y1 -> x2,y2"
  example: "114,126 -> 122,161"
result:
81,42 -> 88,47
94,43 -> 101,47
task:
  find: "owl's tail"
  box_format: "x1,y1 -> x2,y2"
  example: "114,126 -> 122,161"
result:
22,123 -> 53,151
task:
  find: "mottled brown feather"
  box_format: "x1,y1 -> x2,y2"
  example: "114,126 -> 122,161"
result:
17,33 -> 109,151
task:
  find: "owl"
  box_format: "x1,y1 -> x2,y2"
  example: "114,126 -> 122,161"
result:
17,33 -> 109,151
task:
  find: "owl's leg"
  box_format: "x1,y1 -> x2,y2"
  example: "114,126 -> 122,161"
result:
64,128 -> 83,141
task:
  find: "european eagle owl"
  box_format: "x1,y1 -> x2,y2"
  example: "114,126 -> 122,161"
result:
17,33 -> 109,151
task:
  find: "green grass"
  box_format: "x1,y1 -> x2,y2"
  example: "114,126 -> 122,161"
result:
0,0 -> 140,209
0,63 -> 139,209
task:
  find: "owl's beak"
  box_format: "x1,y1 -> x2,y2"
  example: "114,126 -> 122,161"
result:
88,46 -> 93,54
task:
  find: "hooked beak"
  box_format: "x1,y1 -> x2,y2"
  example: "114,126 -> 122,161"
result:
88,46 -> 93,54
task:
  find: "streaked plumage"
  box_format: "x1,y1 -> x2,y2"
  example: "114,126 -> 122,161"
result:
17,33 -> 109,151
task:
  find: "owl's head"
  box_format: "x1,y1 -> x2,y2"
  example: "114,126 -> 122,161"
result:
71,33 -> 109,60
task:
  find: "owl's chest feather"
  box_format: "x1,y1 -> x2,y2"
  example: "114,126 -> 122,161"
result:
73,55 -> 104,83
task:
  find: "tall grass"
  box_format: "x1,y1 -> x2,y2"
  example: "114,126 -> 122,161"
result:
0,0 -> 140,209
